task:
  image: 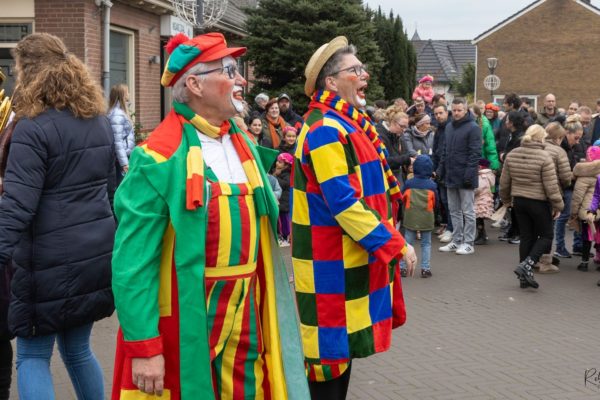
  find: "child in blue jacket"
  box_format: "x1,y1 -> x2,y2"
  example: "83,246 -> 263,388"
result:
400,155 -> 438,278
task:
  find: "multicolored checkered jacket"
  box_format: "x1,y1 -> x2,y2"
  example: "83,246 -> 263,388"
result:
291,101 -> 408,377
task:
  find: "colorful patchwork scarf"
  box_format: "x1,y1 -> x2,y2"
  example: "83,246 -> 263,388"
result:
172,101 -> 269,216
310,90 -> 402,202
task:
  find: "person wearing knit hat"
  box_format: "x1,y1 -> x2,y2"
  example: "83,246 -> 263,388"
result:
412,74 -> 435,105
111,32 -> 308,399
294,36 -> 416,399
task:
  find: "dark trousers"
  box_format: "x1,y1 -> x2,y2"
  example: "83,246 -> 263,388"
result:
507,206 -> 520,237
309,362 -> 352,400
0,339 -> 12,400
514,197 -> 554,263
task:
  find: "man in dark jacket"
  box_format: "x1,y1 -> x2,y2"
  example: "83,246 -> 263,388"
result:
432,103 -> 453,242
375,112 -> 411,186
436,98 -> 482,255
278,93 -> 304,131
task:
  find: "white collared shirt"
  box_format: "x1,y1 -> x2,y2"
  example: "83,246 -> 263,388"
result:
196,130 -> 248,184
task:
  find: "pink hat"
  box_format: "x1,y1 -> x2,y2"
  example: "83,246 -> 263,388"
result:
587,146 -> 600,161
277,152 -> 294,165
419,75 -> 434,84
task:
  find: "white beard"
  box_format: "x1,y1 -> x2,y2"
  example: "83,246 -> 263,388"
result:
231,85 -> 244,113
356,95 -> 367,108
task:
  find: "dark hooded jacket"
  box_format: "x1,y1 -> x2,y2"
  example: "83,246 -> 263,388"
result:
0,109 -> 116,337
437,111 -> 482,189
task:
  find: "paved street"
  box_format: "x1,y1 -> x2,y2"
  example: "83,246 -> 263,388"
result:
9,226 -> 600,399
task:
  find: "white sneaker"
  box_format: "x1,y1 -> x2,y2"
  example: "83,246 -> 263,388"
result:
279,239 -> 290,247
456,243 -> 475,255
439,242 -> 459,252
439,230 -> 453,243
491,219 -> 508,229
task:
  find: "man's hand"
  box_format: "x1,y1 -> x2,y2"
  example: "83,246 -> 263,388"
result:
132,354 -> 165,396
403,244 -> 417,277
123,165 -> 129,174
553,210 -> 561,220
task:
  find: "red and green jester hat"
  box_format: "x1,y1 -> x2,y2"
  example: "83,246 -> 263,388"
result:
111,32 -> 309,400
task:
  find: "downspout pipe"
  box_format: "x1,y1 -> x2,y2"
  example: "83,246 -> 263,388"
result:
96,0 -> 113,100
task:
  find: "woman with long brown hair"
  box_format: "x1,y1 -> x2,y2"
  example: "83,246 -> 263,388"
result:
108,83 -> 135,184
0,33 -> 115,399
261,97 -> 288,148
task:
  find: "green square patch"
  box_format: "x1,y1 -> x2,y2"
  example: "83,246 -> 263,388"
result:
344,265 -> 370,300
348,326 -> 374,358
292,223 -> 313,259
296,292 -> 318,326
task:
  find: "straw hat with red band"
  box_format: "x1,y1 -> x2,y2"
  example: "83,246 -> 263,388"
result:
304,36 -> 348,97
161,32 -> 246,87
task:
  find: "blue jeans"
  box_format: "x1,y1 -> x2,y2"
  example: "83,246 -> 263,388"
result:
555,189 -> 572,252
401,229 -> 432,270
16,323 -> 104,400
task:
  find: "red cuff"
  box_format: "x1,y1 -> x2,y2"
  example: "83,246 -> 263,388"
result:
123,336 -> 163,358
372,223 -> 404,265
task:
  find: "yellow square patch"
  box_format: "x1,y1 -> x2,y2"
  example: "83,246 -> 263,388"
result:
345,296 -> 371,334
292,258 -> 315,293
310,142 -> 347,183
291,190 -> 310,226
342,234 -> 368,268
301,324 -> 320,359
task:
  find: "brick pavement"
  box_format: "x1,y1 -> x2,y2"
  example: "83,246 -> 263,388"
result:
8,227 -> 600,399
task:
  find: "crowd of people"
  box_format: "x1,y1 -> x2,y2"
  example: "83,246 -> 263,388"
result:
0,29 -> 599,400
363,87 -> 600,290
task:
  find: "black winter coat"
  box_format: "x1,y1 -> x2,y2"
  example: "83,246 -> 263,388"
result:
276,168 -> 291,214
375,122 -> 411,175
432,120 -> 448,171
0,109 -> 116,337
437,112 -> 482,189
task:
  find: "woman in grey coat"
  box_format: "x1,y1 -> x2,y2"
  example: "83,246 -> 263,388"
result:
403,113 -> 434,157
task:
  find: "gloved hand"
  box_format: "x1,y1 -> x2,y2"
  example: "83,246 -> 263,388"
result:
462,179 -> 473,189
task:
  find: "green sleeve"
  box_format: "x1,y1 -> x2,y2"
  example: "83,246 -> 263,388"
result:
112,147 -> 170,343
482,117 -> 500,170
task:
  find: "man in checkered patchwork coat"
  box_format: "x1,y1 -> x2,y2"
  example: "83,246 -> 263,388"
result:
291,36 -> 417,399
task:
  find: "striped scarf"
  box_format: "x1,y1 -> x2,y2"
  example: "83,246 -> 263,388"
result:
172,102 -> 269,216
310,90 -> 402,201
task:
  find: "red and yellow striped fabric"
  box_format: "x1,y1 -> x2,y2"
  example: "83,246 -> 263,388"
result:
204,177 -> 266,400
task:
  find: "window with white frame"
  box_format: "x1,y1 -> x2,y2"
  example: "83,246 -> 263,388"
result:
0,22 -> 33,96
493,95 -> 538,111
109,27 -> 135,110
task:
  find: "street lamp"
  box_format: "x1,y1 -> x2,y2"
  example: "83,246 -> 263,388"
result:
486,57 -> 499,101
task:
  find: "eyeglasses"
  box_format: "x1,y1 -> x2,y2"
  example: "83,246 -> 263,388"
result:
194,64 -> 239,80
331,64 -> 368,77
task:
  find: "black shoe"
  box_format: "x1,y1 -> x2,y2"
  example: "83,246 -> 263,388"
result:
498,233 -> 511,241
474,236 -> 488,245
514,257 -> 539,289
421,269 -> 432,278
597,279 -> 600,287
401,269 -> 407,278
519,277 -> 529,289
552,256 -> 561,266
508,236 -> 520,244
577,262 -> 589,272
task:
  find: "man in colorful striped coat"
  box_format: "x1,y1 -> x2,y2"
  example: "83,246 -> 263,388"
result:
111,32 -> 308,400
291,36 -> 417,398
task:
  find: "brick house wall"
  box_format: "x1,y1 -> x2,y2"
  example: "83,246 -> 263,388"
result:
34,0 -> 162,131
475,0 -> 600,110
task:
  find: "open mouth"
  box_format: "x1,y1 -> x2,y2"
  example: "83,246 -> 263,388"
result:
357,86 -> 367,99
233,90 -> 244,101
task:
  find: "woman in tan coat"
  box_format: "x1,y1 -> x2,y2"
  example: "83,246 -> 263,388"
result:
500,124 -> 564,289
570,146 -> 600,271
535,122 -> 573,272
